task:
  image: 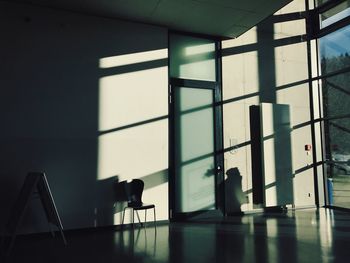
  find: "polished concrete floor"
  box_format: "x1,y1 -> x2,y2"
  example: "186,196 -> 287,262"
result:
3,208 -> 350,263
332,173 -> 350,208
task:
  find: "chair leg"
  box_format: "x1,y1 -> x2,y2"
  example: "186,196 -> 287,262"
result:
153,207 -> 156,228
144,210 -> 147,227
132,209 -> 134,228
121,207 -> 127,226
135,210 -> 142,227
48,222 -> 55,238
58,226 -> 67,246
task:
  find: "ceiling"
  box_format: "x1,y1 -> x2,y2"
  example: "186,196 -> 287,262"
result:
11,0 -> 292,38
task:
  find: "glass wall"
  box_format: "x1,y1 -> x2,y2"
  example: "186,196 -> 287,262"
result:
322,72 -> 350,208
319,0 -> 350,28
318,0 -> 350,208
319,24 -> 350,74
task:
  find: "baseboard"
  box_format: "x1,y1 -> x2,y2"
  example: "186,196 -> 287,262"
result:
289,205 -> 317,210
8,219 -> 170,240
241,205 -> 317,215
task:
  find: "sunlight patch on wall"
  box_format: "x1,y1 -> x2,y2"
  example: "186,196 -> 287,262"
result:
221,29 -> 257,49
274,19 -> 306,40
99,67 -> 168,132
99,49 -> 167,68
97,49 -> 168,181
274,42 -> 308,88
97,119 -> 168,181
222,50 -> 259,100
222,53 -> 244,99
243,51 -> 259,94
98,46 -> 169,223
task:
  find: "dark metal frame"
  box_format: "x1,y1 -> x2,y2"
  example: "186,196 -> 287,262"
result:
308,0 -> 350,207
306,0 -> 321,206
168,32 -> 224,222
310,0 -> 350,38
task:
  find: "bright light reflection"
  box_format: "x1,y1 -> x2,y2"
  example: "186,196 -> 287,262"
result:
319,209 -> 334,247
99,48 -> 168,68
266,218 -> 278,238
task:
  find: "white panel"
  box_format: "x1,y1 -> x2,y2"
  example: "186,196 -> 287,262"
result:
261,103 -> 294,207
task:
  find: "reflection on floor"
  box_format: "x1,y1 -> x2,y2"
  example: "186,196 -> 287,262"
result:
332,174 -> 350,208
4,208 -> 350,263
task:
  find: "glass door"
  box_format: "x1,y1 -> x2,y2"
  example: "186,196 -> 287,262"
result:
169,33 -> 223,220
174,85 -> 215,213
169,33 -> 224,220
170,80 -> 223,219
315,1 -> 350,209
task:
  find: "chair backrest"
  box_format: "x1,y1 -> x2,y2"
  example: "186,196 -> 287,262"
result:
124,179 -> 144,206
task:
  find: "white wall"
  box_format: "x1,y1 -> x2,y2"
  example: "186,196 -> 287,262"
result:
0,1 -> 168,234
222,0 -> 319,212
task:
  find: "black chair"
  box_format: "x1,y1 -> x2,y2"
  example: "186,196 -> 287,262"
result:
121,179 -> 156,227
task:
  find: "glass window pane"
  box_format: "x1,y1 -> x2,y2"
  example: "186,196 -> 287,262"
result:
323,72 -> 350,208
169,34 -> 216,81
325,119 -> 350,208
322,72 -> 350,118
320,0 -> 350,28
174,87 -> 215,213
319,24 -> 350,75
